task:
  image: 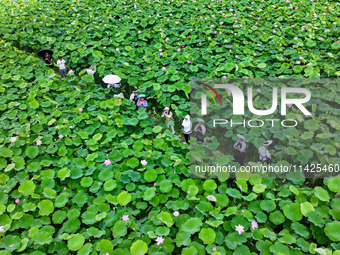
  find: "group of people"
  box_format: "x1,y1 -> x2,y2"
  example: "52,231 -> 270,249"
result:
233,134 -> 273,165
130,91 -> 206,144
181,115 -> 207,144
41,52 -> 206,143
129,90 -> 148,110
43,53 -> 74,78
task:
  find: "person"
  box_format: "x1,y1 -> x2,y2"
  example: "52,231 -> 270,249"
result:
162,107 -> 175,134
259,140 -> 272,164
129,90 -> 139,104
44,52 -> 53,67
87,64 -> 96,75
233,134 -> 246,166
107,83 -> 120,88
137,94 -> 147,110
57,56 -> 67,78
68,67 -> 74,77
182,115 -> 192,144
194,118 -> 206,143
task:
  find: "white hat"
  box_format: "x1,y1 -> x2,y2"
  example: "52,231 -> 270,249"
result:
164,107 -> 169,110
237,134 -> 245,141
197,118 -> 204,123
133,90 -> 139,93
138,94 -> 146,98
263,140 -> 273,146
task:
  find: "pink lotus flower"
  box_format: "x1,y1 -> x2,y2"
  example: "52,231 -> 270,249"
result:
154,182 -> 157,186
59,31 -> 61,34
173,211 -> 179,216
177,48 -> 181,52
78,108 -> 83,112
294,37 -> 298,40
122,215 -> 129,221
0,226 -> 4,233
187,61 -> 191,64
251,221 -> 258,230
222,76 -> 227,80
36,140 -> 42,146
166,47 -> 169,49
15,199 -> 20,204
235,224 -> 244,235
162,67 -> 166,71
10,137 -> 17,143
160,53 -> 163,56
207,195 -> 213,200
141,160 -> 147,166
296,61 -> 301,64
301,27 -> 305,31
58,135 -> 63,139
213,247 -> 217,251
104,159 -> 111,166
316,100 -> 320,103
235,55 -> 238,58
181,45 -> 185,48
159,49 -> 162,52
155,236 -> 164,246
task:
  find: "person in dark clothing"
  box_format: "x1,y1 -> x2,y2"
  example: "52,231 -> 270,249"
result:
194,118 -> 206,143
130,90 -> 139,105
44,52 -> 53,68
233,134 -> 246,166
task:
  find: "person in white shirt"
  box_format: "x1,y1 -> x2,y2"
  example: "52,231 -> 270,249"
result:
233,134 -> 246,165
86,64 -> 96,75
57,57 -> 67,78
68,67 -> 74,77
182,115 -> 192,144
258,140 -> 272,163
162,107 -> 175,134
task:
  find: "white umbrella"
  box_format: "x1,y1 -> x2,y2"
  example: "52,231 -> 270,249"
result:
102,75 -> 121,84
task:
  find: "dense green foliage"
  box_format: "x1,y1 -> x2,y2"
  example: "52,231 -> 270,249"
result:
0,0 -> 339,254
